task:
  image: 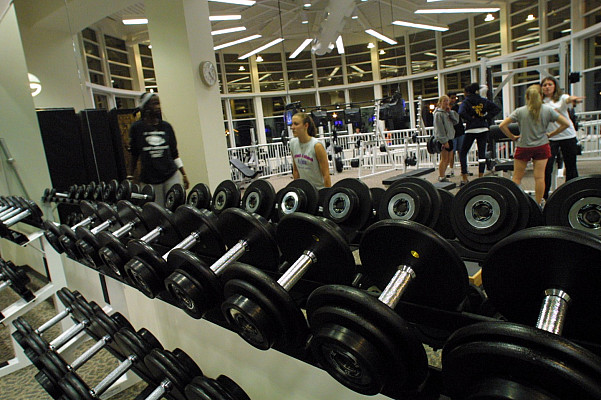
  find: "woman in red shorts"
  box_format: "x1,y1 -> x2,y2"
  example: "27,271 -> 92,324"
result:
499,85 -> 569,206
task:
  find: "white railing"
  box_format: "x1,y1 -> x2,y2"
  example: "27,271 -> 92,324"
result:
227,117 -> 601,183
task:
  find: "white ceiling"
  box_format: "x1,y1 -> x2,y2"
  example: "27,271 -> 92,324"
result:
105,0 -> 507,55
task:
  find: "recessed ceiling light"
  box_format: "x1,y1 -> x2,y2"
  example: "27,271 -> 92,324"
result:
392,20 -> 448,32
415,8 -> 500,13
239,38 -> 284,59
209,15 -> 242,21
208,0 -> 256,5
365,29 -> 397,45
122,18 -> 148,25
213,34 -> 262,50
211,27 -> 246,35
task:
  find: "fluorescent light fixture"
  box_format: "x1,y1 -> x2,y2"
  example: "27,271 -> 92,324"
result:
239,38 -> 284,59
329,67 -> 340,76
290,38 -> 312,58
209,15 -> 242,21
528,27 -> 539,31
350,65 -> 365,73
445,48 -> 469,52
516,36 -> 539,42
392,20 -> 448,32
304,2 -> 311,7
304,73 -> 313,78
336,36 -> 344,54
123,18 -> 148,25
302,20 -> 308,24
352,15 -> 358,19
209,0 -> 256,5
415,8 -> 500,13
259,73 -> 271,81
213,34 -> 261,50
484,13 -> 494,22
425,52 -> 437,57
561,28 -> 572,33
367,42 -> 375,49
211,26 -> 246,35
365,29 -> 397,45
229,76 -> 250,83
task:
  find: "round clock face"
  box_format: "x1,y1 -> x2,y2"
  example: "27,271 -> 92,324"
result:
200,61 -> 217,86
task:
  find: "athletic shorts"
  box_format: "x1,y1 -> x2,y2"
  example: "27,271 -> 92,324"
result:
513,144 -> 551,161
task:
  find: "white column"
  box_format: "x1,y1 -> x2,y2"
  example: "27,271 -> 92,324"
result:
145,0 -> 230,189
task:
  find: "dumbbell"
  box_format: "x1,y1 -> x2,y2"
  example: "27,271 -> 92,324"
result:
58,202 -> 118,260
43,201 -> 100,254
58,327 -> 164,400
185,375 -> 251,400
102,179 -> 120,202
143,348 -> 203,400
0,199 -> 43,236
116,180 -> 156,205
321,178 -> 373,242
187,183 -> 212,210
72,184 -> 88,201
0,196 -> 26,219
164,207 -> 280,319
124,205 -> 225,299
211,180 -> 241,215
92,181 -> 106,201
0,260 -> 34,301
378,177 -> 442,228
165,183 -> 186,211
35,311 -> 134,399
443,226 -> 601,400
306,219 -> 471,395
82,182 -> 97,200
240,179 -> 276,219
73,200 -> 141,269
220,212 -> 355,351
273,179 -> 319,222
12,288 -> 84,348
42,186 -> 78,203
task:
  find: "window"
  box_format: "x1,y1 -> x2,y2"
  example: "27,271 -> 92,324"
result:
316,53 -> 343,87
546,0 -> 571,41
379,37 -> 407,79
224,54 -> 251,93
442,20 -> 470,68
345,44 -> 372,83
104,34 -> 132,90
286,48 -> 314,89
510,1 -> 540,52
82,28 -> 105,86
139,44 -> 156,91
475,14 -> 501,59
257,52 -> 285,92
409,31 -> 437,74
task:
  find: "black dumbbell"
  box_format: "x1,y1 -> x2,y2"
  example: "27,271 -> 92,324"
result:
12,288 -> 84,348
57,327 -> 163,400
307,219 -> 471,395
321,178 -> 373,242
116,180 -> 156,205
185,375 -> 251,400
143,348 -> 203,400
443,226 -> 601,400
42,186 -> 78,203
75,200 -> 148,272
72,184 -> 87,201
82,182 -> 97,200
273,179 -> 319,222
210,180 -> 241,215
221,212 -> 354,351
164,207 -> 280,319
0,260 -> 34,301
125,205 -> 225,299
92,182 -> 106,201
0,199 -> 43,236
240,180 -> 276,219
0,196 -> 25,219
187,183 -> 212,210
165,183 -> 186,211
120,202 -> 185,285
55,201 -> 114,256
34,311 -> 134,399
102,179 -> 119,202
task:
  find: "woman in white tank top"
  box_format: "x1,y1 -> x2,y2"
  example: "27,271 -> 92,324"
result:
289,112 -> 331,190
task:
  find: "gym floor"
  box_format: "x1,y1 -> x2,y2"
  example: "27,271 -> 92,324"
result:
0,159 -> 597,399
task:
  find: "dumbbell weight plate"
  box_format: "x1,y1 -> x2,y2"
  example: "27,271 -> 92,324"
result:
240,179 -> 276,219
186,376 -> 228,400
139,184 -> 155,204
211,180 -> 241,214
443,322 -> 601,400
322,178 -> 372,240
103,179 -> 119,202
165,183 -> 186,211
482,226 -> 601,343
215,375 -> 251,400
93,182 -> 106,201
140,202 -> 183,246
187,183 -> 212,210
379,177 -> 441,228
543,175 -> 601,237
0,263 -> 30,292
450,177 -> 530,252
275,179 -> 319,221
83,182 -> 96,200
432,188 -> 456,240
43,220 -> 63,253
145,349 -> 194,400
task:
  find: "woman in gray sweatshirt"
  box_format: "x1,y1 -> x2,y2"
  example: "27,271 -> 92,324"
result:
433,95 -> 459,182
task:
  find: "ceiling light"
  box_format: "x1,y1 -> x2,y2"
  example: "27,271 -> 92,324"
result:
304,2 -> 311,7
365,29 -> 397,45
239,65 -> 245,71
352,15 -> 358,19
336,36 -> 344,54
392,20 -> 448,32
484,13 -> 494,22
526,14 -> 535,21
28,73 -> 42,97
213,34 -> 262,50
122,18 -> 148,25
379,49 -> 385,55
208,0 -> 256,5
425,52 -> 437,57
211,27 -> 246,35
302,20 -> 308,24
147,44 -> 152,49
516,36 -> 539,42
290,38 -> 313,58
561,28 -> 572,33
329,67 -> 340,76
229,76 -> 250,83
239,38 -> 284,59
415,8 -> 500,13
259,73 -> 271,81
445,48 -> 468,52
367,42 -> 375,49
350,65 -> 365,73
528,27 -> 540,31
209,15 -> 242,21
256,55 -> 263,62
